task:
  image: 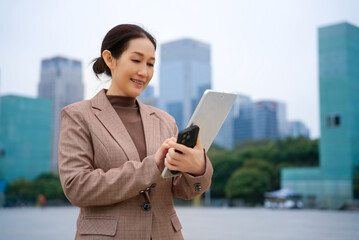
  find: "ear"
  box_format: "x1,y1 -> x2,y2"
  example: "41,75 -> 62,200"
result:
102,50 -> 116,71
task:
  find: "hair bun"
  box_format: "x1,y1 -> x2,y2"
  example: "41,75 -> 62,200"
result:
92,57 -> 111,78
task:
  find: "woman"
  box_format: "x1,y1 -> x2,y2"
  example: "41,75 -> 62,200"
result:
58,24 -> 213,240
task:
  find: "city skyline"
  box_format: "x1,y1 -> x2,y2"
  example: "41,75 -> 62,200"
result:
38,56 -> 84,172
1,0 -> 359,139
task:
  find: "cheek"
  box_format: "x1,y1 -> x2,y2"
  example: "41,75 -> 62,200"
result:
148,68 -> 154,79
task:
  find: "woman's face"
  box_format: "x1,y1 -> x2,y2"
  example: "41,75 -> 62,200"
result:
106,38 -> 155,97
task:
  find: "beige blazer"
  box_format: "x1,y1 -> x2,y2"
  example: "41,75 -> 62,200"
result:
58,89 -> 213,240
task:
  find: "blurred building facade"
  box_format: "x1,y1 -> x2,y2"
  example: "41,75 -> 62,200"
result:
214,94 -> 254,149
38,56 -> 84,172
253,100 -> 287,140
0,95 -> 52,182
287,121 -> 310,138
158,38 -> 212,129
282,22 -> 359,209
233,95 -> 254,144
137,85 -> 157,107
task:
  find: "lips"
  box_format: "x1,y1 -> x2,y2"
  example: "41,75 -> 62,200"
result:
131,78 -> 145,85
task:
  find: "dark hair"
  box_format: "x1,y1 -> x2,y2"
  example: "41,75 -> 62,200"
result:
92,24 -> 156,78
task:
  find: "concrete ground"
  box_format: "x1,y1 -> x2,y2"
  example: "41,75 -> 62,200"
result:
0,206 -> 358,240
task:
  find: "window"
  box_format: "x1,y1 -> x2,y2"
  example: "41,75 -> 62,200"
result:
326,113 -> 341,128
334,115 -> 341,126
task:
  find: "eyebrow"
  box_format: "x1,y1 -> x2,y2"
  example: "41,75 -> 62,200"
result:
132,51 -> 155,61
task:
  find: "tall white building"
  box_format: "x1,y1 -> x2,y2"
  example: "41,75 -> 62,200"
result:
159,39 -> 212,129
38,56 -> 84,172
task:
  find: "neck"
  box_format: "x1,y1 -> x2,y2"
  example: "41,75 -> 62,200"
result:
106,87 -> 127,96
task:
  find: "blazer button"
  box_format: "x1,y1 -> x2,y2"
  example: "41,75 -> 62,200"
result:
194,183 -> 202,192
151,183 -> 157,188
142,202 -> 151,211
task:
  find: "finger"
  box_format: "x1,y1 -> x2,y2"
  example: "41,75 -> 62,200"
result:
168,148 -> 186,160
159,143 -> 170,154
168,140 -> 190,153
165,158 -> 180,170
162,142 -> 170,148
165,153 -> 182,165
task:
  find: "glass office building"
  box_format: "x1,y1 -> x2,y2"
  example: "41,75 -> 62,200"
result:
38,56 -> 84,172
159,39 -> 212,129
287,121 -> 310,138
281,22 -> 359,209
0,95 -> 52,183
214,94 -> 254,149
253,100 -> 287,140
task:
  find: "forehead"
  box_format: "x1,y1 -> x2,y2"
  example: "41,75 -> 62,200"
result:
125,38 -> 155,58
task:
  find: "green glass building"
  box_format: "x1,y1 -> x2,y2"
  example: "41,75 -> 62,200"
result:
0,95 -> 52,183
281,22 -> 359,209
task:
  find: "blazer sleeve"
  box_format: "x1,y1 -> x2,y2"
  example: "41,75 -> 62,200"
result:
58,105 -> 163,207
171,122 -> 214,200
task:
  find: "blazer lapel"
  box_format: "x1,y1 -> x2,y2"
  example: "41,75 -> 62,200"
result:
138,100 -> 160,156
91,89 -> 140,162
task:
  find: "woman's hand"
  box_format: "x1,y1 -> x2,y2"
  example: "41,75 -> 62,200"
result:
164,136 -> 206,176
154,138 -> 176,171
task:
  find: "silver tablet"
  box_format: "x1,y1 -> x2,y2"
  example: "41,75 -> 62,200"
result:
161,90 -> 237,178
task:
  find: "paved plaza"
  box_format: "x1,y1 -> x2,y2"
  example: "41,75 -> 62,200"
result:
0,206 -> 358,240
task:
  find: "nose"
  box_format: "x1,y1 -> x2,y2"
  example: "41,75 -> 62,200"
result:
138,64 -> 148,77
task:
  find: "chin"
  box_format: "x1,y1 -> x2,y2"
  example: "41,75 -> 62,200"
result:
130,89 -> 144,98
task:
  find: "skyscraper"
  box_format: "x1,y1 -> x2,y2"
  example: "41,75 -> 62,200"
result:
233,94 -> 254,145
38,56 -> 84,172
214,94 -> 254,149
287,121 -> 310,138
253,100 -> 287,140
159,38 -> 212,129
282,22 -> 359,209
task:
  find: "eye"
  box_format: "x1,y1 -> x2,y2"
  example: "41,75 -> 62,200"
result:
132,59 -> 140,63
147,63 -> 154,67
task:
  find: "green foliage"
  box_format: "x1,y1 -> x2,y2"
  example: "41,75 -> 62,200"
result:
32,173 -> 65,200
269,137 -> 319,166
209,137 -> 319,203
238,137 -> 319,167
225,168 -> 270,204
5,173 -> 66,206
208,150 -> 245,198
242,158 -> 279,190
5,178 -> 36,201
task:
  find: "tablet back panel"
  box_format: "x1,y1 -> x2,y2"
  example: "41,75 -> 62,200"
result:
187,90 -> 237,150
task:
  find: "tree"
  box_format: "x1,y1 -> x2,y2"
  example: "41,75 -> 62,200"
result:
242,158 -> 279,190
5,173 -> 67,206
33,173 -> 65,200
5,178 -> 36,205
225,168 -> 270,204
209,150 -> 245,198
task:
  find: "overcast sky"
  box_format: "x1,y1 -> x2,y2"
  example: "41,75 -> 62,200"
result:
1,0 -> 359,138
